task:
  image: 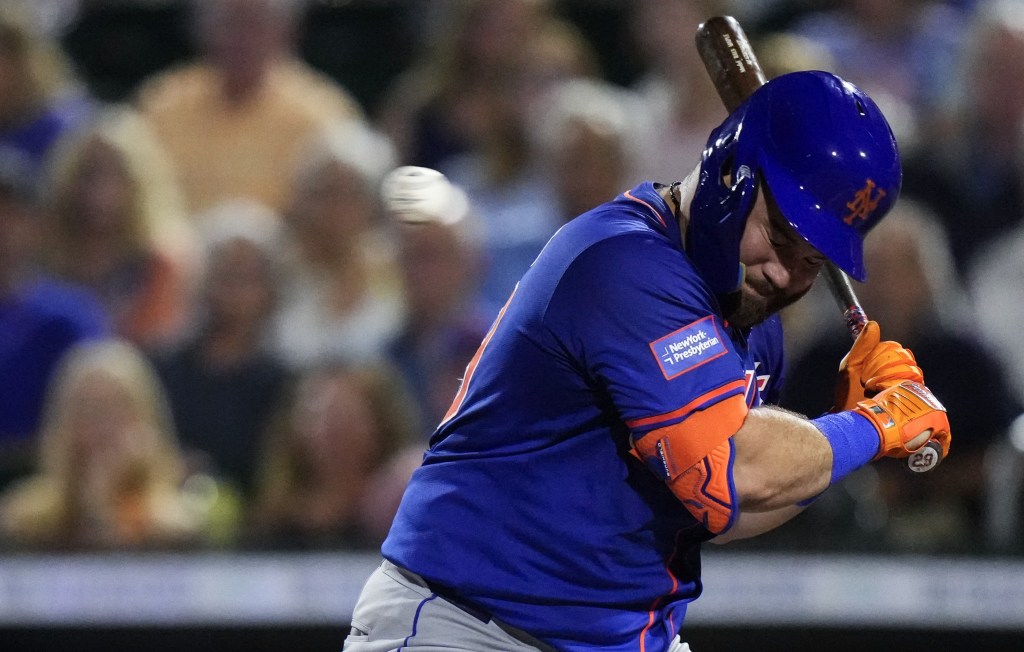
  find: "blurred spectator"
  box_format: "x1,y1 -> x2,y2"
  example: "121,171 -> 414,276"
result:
421,2 -> 597,316
353,441 -> 426,548
787,0 -> 965,145
247,360 -> 422,550
273,119 -> 402,368
381,166 -> 490,428
0,1 -> 92,173
903,0 -> 1024,276
377,1 -> 599,315
516,10 -> 602,130
134,0 -> 363,215
377,0 -> 576,169
153,199 -> 290,500
60,0 -> 191,103
626,0 -> 729,184
43,105 -> 196,349
532,77 -> 636,222
0,339 -> 237,550
973,220 -> 1024,404
776,199 -> 1020,553
983,414 -> 1024,553
756,30 -> 837,79
0,147 -> 108,490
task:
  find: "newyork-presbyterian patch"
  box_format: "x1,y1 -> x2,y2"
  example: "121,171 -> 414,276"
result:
649,316 -> 728,380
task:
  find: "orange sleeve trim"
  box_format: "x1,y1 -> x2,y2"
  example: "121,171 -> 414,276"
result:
633,392 -> 747,479
626,379 -> 746,431
638,610 -> 655,652
624,190 -> 667,228
637,548 -> 683,650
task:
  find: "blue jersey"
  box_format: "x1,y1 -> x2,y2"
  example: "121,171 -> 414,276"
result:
383,182 -> 785,651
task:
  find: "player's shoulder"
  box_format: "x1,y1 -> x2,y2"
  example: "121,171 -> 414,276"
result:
535,213 -> 709,319
550,184 -> 680,259
535,212 -> 684,291
563,199 -> 699,286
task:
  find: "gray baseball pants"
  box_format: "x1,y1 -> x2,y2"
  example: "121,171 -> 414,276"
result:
342,559 -> 692,652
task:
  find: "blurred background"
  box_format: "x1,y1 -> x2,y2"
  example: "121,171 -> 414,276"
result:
2,0 -> 1024,650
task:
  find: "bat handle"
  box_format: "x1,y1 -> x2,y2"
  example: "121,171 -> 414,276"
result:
841,304 -> 868,340
821,262 -> 868,340
820,261 -> 941,471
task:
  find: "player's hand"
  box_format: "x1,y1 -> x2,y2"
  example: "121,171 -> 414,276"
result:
833,321 -> 924,412
852,380 -> 951,460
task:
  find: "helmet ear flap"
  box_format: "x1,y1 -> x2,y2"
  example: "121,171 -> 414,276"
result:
688,115 -> 759,295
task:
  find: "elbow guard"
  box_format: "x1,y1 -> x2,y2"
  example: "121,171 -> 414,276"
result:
632,392 -> 745,535
666,439 -> 739,535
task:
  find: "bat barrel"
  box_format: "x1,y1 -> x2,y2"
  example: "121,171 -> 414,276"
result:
695,16 -> 767,113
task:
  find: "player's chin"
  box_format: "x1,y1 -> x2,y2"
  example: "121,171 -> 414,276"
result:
727,288 -> 771,329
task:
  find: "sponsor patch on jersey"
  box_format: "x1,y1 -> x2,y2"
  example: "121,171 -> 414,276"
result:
649,315 -> 728,380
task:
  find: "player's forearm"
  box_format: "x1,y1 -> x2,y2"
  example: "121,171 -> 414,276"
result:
709,504 -> 806,543
730,406 -> 832,511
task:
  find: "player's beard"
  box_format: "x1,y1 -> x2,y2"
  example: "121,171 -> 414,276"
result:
726,276 -> 810,330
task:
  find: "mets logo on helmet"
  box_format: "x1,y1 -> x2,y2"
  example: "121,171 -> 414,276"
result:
843,179 -> 886,225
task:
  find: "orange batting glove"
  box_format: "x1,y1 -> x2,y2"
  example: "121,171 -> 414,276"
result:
834,321 -> 924,412
853,380 -> 952,460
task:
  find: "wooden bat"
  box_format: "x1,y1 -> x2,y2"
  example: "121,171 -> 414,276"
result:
694,15 -> 942,473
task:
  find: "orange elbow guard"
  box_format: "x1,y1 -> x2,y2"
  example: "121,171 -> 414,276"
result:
665,438 -> 739,535
631,392 -> 745,535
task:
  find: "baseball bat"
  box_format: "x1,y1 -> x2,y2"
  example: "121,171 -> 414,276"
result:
694,15 -> 942,473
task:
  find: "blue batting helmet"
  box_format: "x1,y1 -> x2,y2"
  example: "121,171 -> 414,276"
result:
689,70 -> 901,283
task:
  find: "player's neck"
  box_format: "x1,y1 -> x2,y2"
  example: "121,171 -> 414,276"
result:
669,167 -> 700,237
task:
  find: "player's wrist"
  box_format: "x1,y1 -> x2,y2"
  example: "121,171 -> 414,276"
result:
810,411 -> 881,485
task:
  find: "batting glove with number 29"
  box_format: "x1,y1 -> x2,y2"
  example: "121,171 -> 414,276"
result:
853,380 -> 952,460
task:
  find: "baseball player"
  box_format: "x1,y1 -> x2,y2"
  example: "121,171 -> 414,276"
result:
343,71 -> 952,651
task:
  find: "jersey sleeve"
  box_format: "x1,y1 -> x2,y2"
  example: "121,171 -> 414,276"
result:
544,232 -> 749,473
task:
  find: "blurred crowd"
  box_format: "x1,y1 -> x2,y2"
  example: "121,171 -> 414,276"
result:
1,0 -> 1023,557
